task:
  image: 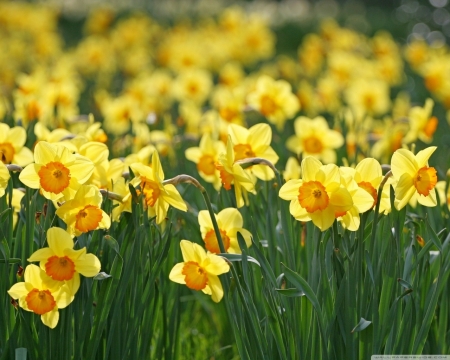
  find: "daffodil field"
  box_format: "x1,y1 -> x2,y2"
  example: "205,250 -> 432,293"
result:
1,1 -> 450,359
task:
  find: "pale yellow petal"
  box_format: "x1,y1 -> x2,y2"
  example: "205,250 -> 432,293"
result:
180,240 -> 205,264
205,254 -> 230,275
74,253 -> 101,277
47,227 -> 74,256
217,208 -> 243,229
207,274 -> 224,303
301,157 -> 322,182
19,164 -> 41,189
310,206 -> 335,231
279,180 -> 302,200
28,248 -> 54,263
248,123 -> 272,150
169,263 -> 186,284
391,149 -> 418,179
415,146 -> 437,168
34,141 -> 57,165
41,308 -> 59,329
417,189 -> 437,207
7,282 -> 30,299
162,184 -> 187,211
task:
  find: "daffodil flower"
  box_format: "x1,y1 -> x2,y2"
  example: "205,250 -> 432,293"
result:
169,240 -> 230,303
198,208 -> 252,254
55,185 -> 111,236
130,151 -> 187,224
19,141 -> 95,201
391,146 -> 438,210
228,123 -> 279,181
27,227 -> 101,300
279,157 -> 353,231
0,123 -> 34,166
286,116 -> 344,164
7,264 -> 73,328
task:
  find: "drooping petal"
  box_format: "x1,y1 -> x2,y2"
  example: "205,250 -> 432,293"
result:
41,308 -> 59,329
309,206 -> 335,231
207,274 -> 224,303
394,173 -> 416,210
162,184 -> 187,211
417,188 -> 437,207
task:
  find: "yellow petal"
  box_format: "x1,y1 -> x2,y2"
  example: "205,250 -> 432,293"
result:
248,123 -> 272,150
415,146 -> 437,168
217,208 -> 243,229
28,248 -> 54,263
310,206 -> 335,231
417,188 -> 437,207
301,157 -> 322,182
41,308 -> 59,329
279,180 -> 302,200
169,263 -> 186,284
394,173 -> 416,210
355,158 -> 382,185
391,149 -> 418,179
162,184 -> 187,211
180,240 -> 205,264
207,274 -> 224,303
205,254 -> 230,275
34,142 -> 57,165
7,282 -> 30,299
74,253 -> 101,277
19,164 -> 41,189
47,227 -> 74,256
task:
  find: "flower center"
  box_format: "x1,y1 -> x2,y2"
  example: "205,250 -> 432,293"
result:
423,116 -> 438,139
215,163 -> 233,190
141,176 -> 161,207
182,261 -> 208,290
358,181 -> 378,208
45,255 -> 76,281
27,100 -> 41,121
75,205 -> 103,233
204,229 -> 230,254
414,166 -> 437,196
25,288 -> 56,315
298,181 -> 329,213
197,154 -> 216,176
363,94 -> 375,111
0,142 -> 15,163
260,95 -> 277,116
233,144 -> 255,161
38,161 -> 71,194
303,136 -> 323,154
219,107 -> 239,123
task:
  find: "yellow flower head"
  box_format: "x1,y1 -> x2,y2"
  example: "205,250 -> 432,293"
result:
283,157 -> 301,182
403,98 -> 438,144
198,208 -> 252,254
185,133 -> 225,191
169,240 -> 230,303
55,185 -> 111,236
7,264 -> 73,328
247,75 -> 299,130
279,157 -> 353,231
286,116 -> 344,164
27,227 -> 101,300
228,123 -> 279,181
215,136 -> 256,208
391,146 -> 438,210
19,141 -> 95,201
0,123 -> 34,166
130,151 -> 187,224
0,161 -> 10,198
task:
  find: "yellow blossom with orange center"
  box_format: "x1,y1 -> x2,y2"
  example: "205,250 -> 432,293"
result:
56,185 -> 110,236
7,264 -> 73,328
391,146 -> 438,210
169,240 -> 230,303
0,123 -> 33,166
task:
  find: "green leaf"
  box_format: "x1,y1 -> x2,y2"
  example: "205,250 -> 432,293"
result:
103,235 -> 120,255
351,318 -> 371,333
397,278 -> 412,290
0,258 -> 21,264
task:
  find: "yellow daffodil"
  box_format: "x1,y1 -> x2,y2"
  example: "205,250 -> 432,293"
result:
19,141 -> 95,201
27,227 -> 101,301
215,137 -> 256,208
185,133 -> 225,191
228,123 -> 279,181
55,185 -> 111,236
198,208 -> 252,254
169,240 -> 230,303
0,123 -> 34,166
129,151 -> 187,224
279,157 -> 353,231
247,75 -> 299,130
286,116 -> 344,164
7,264 -> 72,329
403,98 -> 438,144
0,161 -> 10,198
391,147 -> 438,210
